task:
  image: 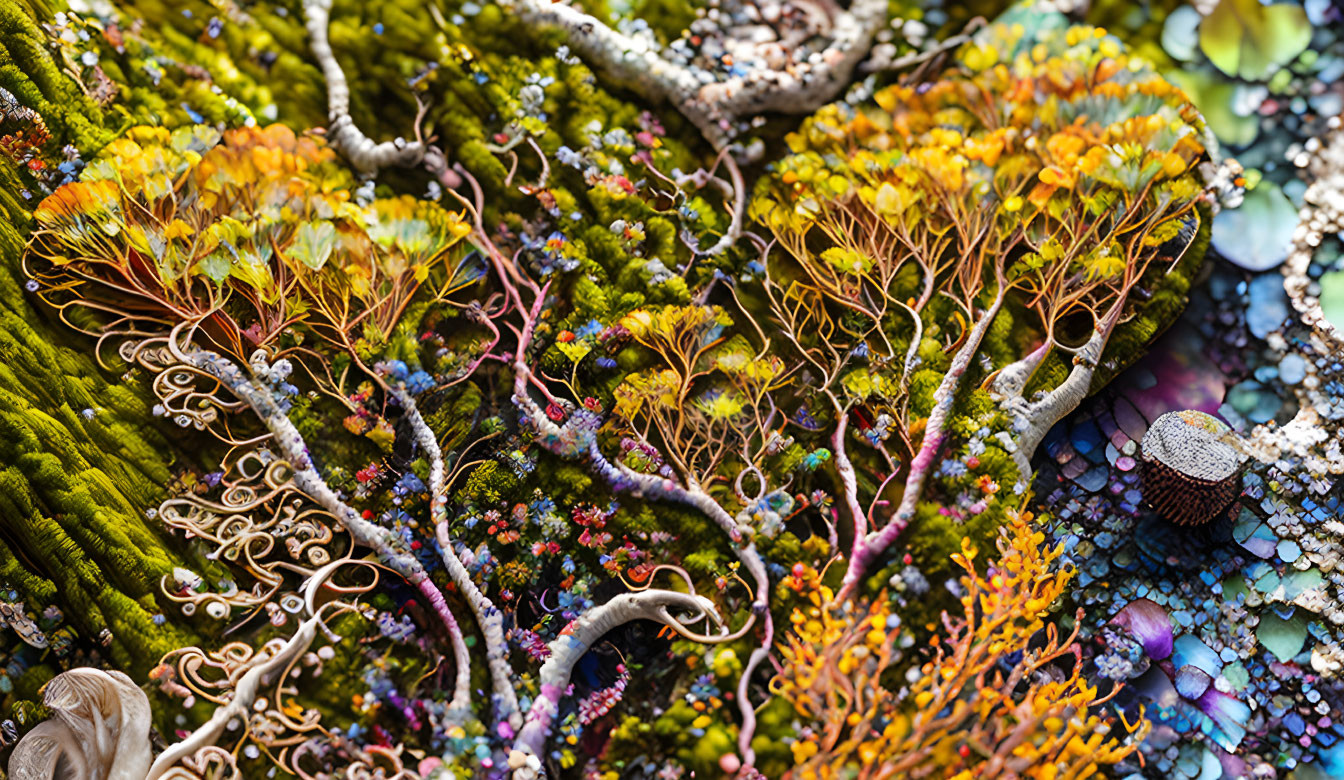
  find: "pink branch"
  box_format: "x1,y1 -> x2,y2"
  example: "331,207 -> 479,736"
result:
511,337 -> 775,768
831,410 -> 870,564
839,287 -> 1007,601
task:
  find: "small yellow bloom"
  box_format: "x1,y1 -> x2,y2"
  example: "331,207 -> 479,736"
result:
791,739 -> 819,762
162,218 -> 195,240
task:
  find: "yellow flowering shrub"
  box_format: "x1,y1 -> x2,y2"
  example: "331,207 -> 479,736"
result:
610,304 -> 788,492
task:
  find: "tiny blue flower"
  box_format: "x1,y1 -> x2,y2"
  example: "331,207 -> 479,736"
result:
407,370 -> 435,394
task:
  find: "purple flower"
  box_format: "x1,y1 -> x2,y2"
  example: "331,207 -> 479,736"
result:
1110,598 -> 1173,661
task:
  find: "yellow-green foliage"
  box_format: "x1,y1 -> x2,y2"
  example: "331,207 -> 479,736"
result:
27,123 -> 477,361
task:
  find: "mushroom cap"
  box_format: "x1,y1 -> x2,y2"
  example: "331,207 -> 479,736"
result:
1141,410 -> 1244,482
1140,410 -> 1247,526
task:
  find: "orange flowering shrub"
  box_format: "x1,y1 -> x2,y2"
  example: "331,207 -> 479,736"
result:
755,21 -> 1208,365
773,508 -> 1148,779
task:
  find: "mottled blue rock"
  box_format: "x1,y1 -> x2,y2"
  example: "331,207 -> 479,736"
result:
1246,273 -> 1290,339
1213,184 -> 1299,272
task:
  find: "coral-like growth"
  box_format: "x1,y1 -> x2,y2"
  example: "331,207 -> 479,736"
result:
774,507 -> 1147,778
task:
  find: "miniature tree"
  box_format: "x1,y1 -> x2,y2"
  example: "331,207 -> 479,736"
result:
26,122 -> 491,715
492,214 -> 782,768
752,21 -> 1211,599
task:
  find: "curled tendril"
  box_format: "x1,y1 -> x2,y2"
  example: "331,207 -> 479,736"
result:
301,558 -> 382,640
290,738 -> 414,780
156,745 -> 240,780
153,365 -> 225,429
341,744 -> 416,780
157,570 -> 374,780
158,446 -> 350,622
734,463 -> 768,505
121,335 -> 272,448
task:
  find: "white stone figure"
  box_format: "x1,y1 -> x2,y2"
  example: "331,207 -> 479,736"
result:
7,668 -> 152,780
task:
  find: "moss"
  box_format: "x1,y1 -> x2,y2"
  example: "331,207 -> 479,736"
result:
906,368 -> 944,419
0,1 -> 108,147
1087,204 -> 1211,394
750,697 -> 799,776
461,459 -> 513,505
665,718 -> 738,777
759,531 -> 804,568
683,548 -> 728,576
0,4 -> 215,739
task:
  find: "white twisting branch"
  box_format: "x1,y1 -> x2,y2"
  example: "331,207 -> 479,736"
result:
395,386 -> 524,729
303,0 -> 433,175
509,0 -> 888,151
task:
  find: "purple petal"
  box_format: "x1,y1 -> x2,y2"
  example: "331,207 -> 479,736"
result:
1111,597 -> 1174,660
1195,688 -> 1251,752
